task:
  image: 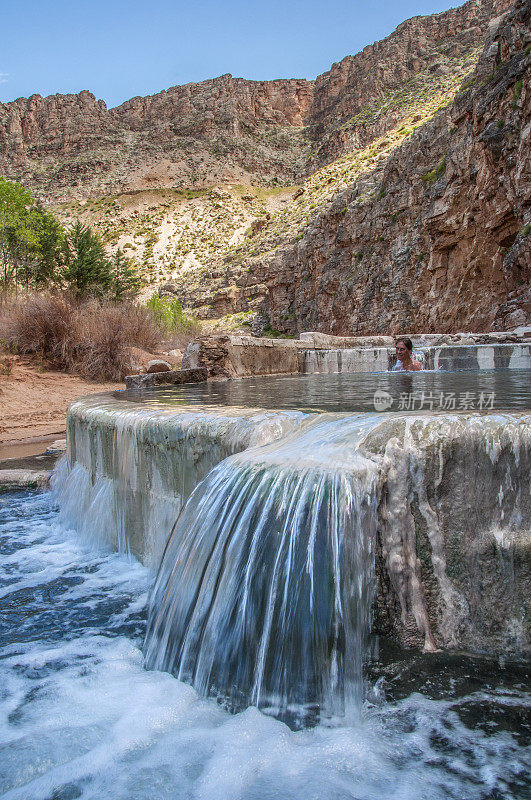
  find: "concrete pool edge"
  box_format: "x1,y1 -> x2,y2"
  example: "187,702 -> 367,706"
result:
180,333 -> 531,378
60,392 -> 531,657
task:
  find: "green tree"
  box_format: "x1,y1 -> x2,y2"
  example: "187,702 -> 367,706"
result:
146,293 -> 195,332
31,204 -> 64,287
108,248 -> 141,301
12,205 -> 41,289
62,221 -> 112,296
0,179 -> 64,290
0,177 -> 34,287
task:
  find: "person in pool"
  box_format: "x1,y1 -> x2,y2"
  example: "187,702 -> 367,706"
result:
393,337 -> 422,371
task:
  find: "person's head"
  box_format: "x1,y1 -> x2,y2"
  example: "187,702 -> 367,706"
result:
395,337 -> 413,362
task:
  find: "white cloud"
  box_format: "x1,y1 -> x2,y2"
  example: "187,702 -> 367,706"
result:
0,73 -> 8,84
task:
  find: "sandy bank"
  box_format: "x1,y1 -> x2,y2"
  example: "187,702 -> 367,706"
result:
0,355 -> 121,445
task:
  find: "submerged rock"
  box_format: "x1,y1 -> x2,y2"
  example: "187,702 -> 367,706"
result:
0,468 -> 50,490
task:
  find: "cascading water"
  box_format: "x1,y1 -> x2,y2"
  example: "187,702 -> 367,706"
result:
142,405 -> 530,723
57,395 -> 307,567
2,371 -> 530,799
144,415 -> 380,726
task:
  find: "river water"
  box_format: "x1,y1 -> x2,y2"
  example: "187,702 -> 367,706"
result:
1,487 -> 529,800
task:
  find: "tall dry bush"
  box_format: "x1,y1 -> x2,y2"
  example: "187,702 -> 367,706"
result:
0,294 -> 163,381
71,302 -> 161,381
0,294 -> 76,368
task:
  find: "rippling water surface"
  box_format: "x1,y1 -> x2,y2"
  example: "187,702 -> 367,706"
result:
120,370 -> 531,413
1,489 -> 529,800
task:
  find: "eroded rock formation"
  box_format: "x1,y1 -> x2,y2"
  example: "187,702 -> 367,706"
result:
0,0 -> 512,198
207,0 -> 530,333
0,0 -> 528,333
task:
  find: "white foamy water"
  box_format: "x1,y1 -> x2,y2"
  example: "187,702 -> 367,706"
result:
0,489 -> 529,800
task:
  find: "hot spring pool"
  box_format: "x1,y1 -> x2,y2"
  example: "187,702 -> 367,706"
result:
119,369 -> 531,414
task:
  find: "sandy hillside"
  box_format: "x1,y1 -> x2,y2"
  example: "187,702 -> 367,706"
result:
0,356 -> 122,444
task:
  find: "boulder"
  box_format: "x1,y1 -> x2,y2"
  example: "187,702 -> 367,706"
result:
146,359 -> 172,374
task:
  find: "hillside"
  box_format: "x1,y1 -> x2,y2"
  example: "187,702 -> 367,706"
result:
0,0 -> 528,334
204,0 -> 530,335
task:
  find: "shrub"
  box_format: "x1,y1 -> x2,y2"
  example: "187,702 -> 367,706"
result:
512,79 -> 523,109
145,294 -> 196,333
72,302 -> 160,381
460,77 -> 475,90
0,355 -> 14,376
421,156 -> 447,185
0,293 -> 76,367
0,293 -> 163,381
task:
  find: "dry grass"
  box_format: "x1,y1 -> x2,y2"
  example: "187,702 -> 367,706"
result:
0,293 -> 164,381
160,322 -> 203,352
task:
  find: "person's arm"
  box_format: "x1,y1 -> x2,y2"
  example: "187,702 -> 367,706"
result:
412,361 -> 422,371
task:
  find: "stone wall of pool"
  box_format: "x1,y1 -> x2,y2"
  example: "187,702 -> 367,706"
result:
178,330 -> 531,379
59,391 -> 531,657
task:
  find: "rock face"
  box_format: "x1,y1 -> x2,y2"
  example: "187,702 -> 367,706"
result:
0,0 -> 511,199
206,0 -> 530,334
0,78 -> 314,199
1,0 -> 528,334
308,0 -> 513,163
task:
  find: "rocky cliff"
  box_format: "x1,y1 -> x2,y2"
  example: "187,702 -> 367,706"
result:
0,78 -> 313,199
0,0 -> 511,199
308,0 -> 512,164
176,0 -> 529,334
0,0 -> 528,333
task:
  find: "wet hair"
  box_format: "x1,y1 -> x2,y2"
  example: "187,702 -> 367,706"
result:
395,336 -> 413,351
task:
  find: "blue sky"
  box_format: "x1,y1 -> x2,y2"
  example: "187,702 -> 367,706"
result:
2,0 -> 457,108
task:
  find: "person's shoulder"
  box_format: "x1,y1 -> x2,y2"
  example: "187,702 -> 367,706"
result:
412,361 -> 422,371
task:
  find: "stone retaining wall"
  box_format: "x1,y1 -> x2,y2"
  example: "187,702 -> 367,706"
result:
180,331 -> 531,379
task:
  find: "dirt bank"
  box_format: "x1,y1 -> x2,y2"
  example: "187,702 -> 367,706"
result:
0,355 -> 122,445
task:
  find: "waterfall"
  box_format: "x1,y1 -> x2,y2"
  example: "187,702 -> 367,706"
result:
144,415 -> 381,726
53,394 -> 306,567
57,389 -> 530,728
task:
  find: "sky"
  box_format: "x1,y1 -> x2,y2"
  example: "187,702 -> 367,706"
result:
1,0 -> 458,109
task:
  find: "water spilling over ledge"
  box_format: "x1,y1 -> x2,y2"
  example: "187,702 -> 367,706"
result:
54,369 -> 530,725
144,415 -> 380,725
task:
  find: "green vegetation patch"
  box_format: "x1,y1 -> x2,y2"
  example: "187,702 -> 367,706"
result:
145,294 -> 196,333
421,156 -> 447,185
512,79 -> 523,109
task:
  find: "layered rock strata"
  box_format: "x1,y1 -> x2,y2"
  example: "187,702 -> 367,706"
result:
0,0 -> 511,200
207,0 -> 530,335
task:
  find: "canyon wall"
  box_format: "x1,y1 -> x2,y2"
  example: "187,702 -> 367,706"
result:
0,78 -> 313,198
209,0 -> 530,334
0,0 -> 528,333
0,0 -> 510,199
